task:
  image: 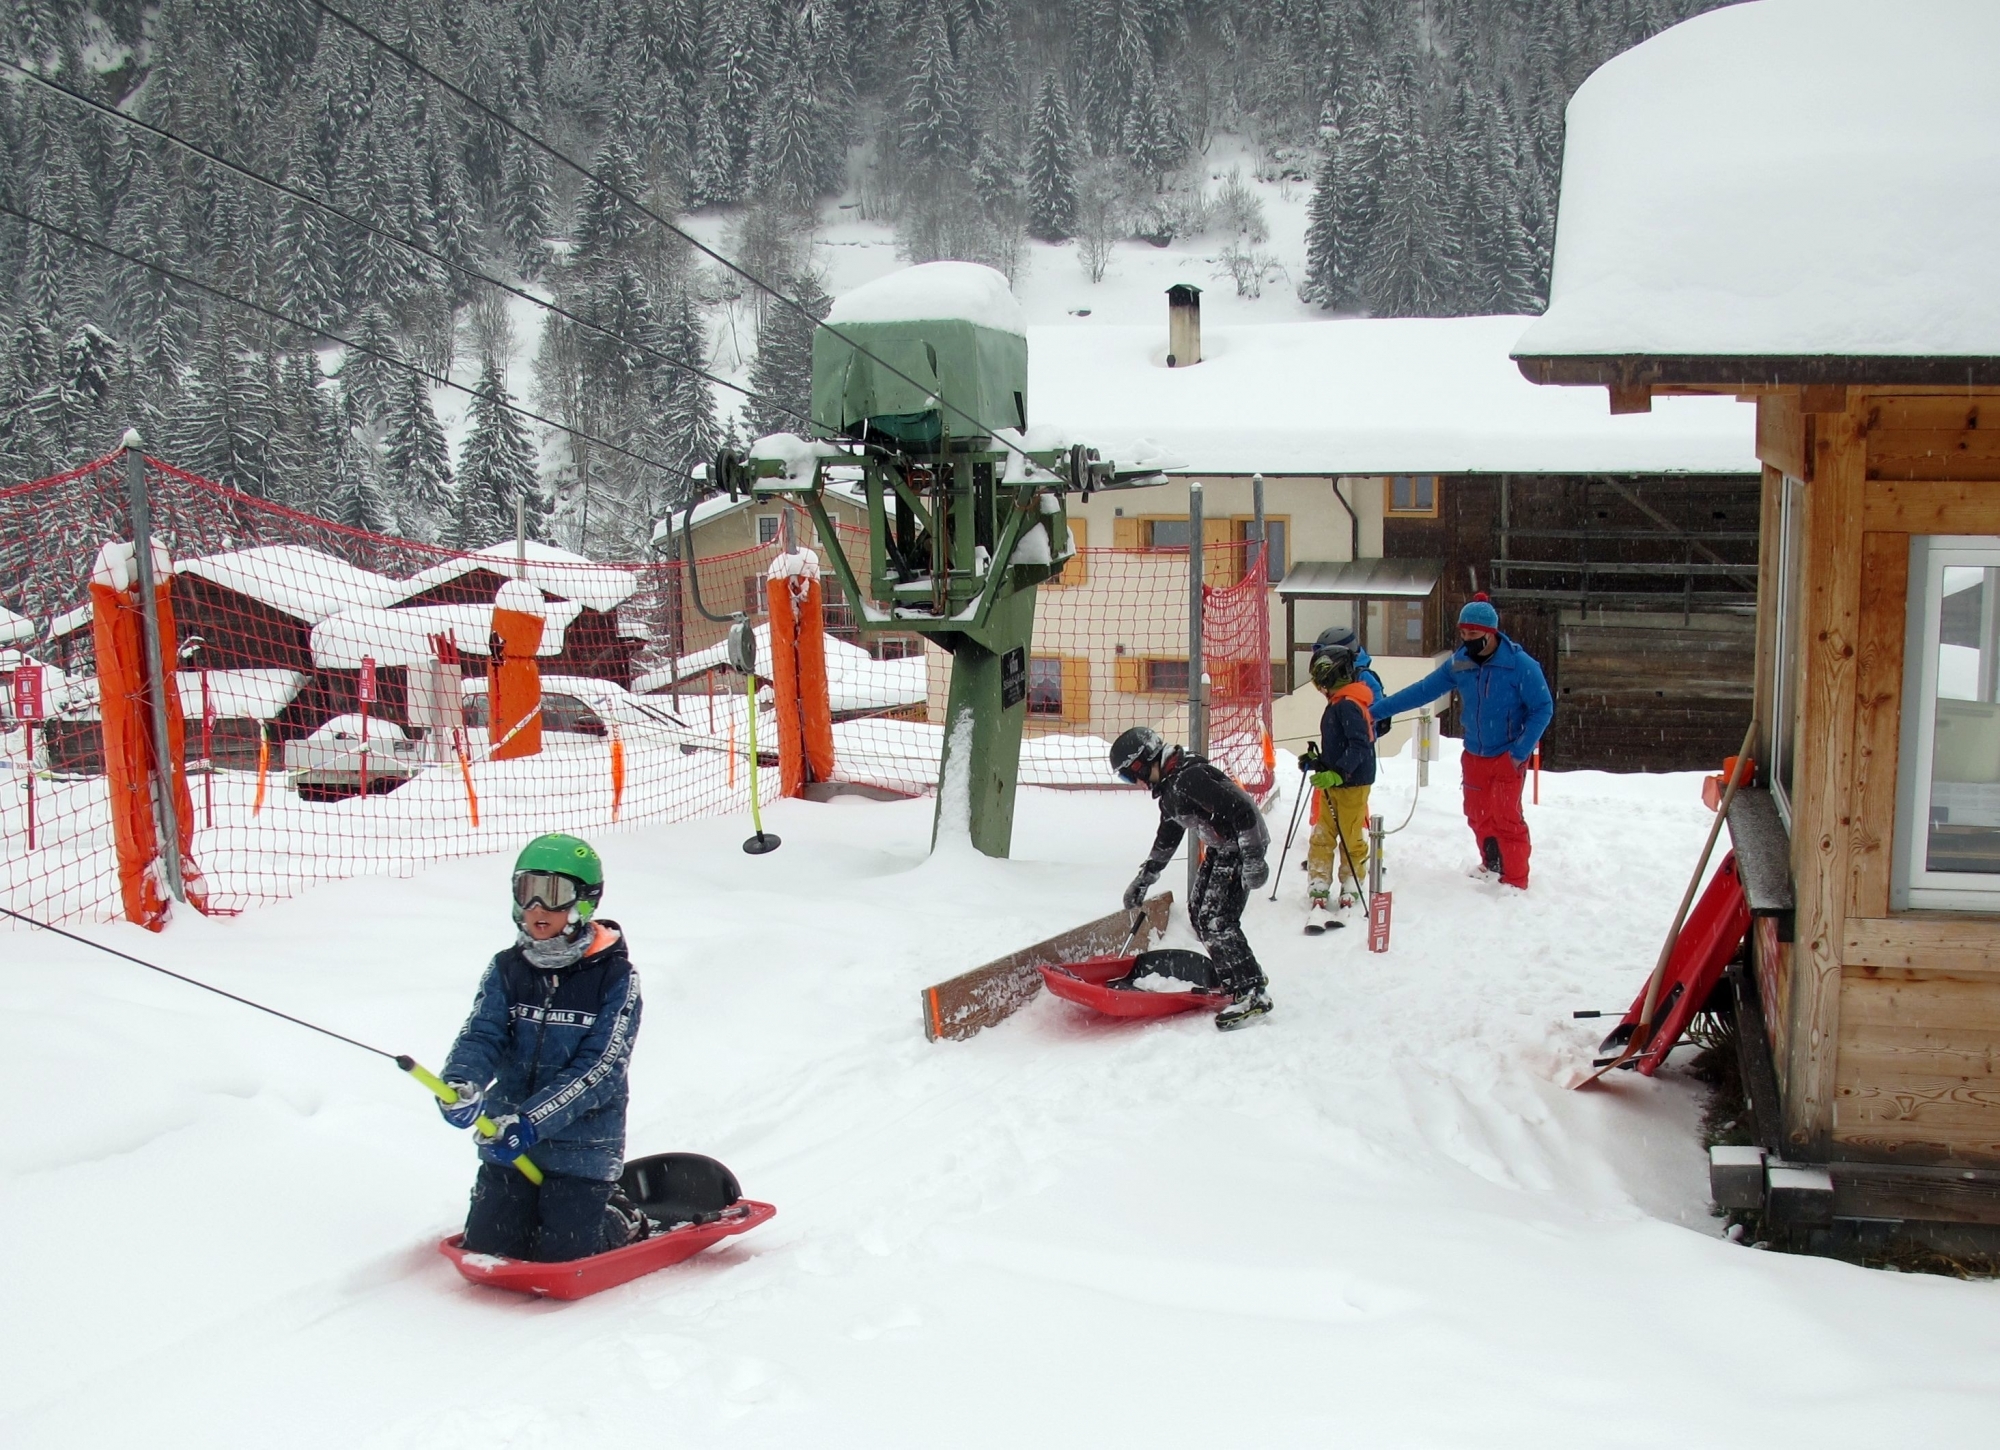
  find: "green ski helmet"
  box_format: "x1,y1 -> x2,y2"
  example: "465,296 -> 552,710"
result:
511,833 -> 605,925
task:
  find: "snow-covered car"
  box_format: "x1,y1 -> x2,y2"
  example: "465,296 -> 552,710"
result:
284,714 -> 422,801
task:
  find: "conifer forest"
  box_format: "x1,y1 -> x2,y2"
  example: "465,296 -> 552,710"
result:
1,1 -> 1725,561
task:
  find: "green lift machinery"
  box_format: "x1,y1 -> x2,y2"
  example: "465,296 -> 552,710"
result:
710,262 -> 1166,858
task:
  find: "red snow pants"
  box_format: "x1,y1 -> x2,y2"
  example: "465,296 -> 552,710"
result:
1461,750 -> 1531,888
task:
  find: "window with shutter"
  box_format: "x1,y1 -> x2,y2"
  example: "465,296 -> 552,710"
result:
1050,517 -> 1087,586
1113,517 -> 1141,549
1115,656 -> 1142,692
1061,656 -> 1091,723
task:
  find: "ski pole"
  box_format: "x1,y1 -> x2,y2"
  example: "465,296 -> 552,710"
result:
1268,770 -> 1312,901
397,1057 -> 543,1184
1,904 -> 542,1180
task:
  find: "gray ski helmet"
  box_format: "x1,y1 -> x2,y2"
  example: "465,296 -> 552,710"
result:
1312,625 -> 1360,660
1109,726 -> 1168,783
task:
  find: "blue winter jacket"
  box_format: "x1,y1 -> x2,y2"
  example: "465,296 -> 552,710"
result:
442,924 -> 642,1181
1372,634 -> 1553,763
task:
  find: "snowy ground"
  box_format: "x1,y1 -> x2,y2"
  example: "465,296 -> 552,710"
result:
6,741 -> 1999,1447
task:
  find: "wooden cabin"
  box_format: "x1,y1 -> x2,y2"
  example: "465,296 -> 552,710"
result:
1515,0 -> 2000,1244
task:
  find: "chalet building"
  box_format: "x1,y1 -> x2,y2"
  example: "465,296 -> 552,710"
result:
389,540 -> 645,687
1515,0 -> 2000,1244
1037,308 -> 1760,767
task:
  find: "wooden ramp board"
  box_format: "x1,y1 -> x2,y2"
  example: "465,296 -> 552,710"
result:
921,892 -> 1173,1042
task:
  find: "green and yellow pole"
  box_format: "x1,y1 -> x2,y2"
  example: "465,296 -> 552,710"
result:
397,1055 -> 543,1184
743,670 -> 780,854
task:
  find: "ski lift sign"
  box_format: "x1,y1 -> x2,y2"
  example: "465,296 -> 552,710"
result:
1367,890 -> 1393,953
12,664 -> 43,722
357,655 -> 379,706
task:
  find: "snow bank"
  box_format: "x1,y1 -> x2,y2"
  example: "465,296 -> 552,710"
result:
1031,317 -> 1757,475
1516,0 -> 2000,359
311,600 -> 582,668
11,753 -> 2000,1446
646,620 -> 926,714
392,540 -> 638,612
177,545 -> 405,624
826,260 -> 1026,335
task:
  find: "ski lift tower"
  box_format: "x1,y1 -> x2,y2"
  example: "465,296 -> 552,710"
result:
713,262 -> 1169,858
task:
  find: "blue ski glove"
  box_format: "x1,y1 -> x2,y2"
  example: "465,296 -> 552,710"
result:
436,1080 -> 485,1129
479,1113 -> 538,1164
1311,769 -> 1343,791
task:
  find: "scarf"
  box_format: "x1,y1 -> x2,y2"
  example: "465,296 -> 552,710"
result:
519,922 -> 593,971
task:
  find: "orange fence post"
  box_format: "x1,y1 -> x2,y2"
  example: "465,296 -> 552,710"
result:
765,550 -> 835,797
488,582 -> 545,761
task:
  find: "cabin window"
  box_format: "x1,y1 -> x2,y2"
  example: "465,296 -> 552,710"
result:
1769,474 -> 1808,826
1027,656 -> 1065,715
1895,537 -> 2000,910
1143,518 -> 1191,549
1232,516 -> 1288,583
757,515 -> 780,545
1385,475 -> 1439,518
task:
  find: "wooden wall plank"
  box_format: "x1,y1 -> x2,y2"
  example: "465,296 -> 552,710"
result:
1861,479 -> 2000,533
1751,465 -> 1782,768
1844,917 -> 2000,973
1756,392 -> 1807,480
1834,969 -> 2000,1163
1862,396 -> 1988,432
1847,533 -> 1908,919
1783,404 -> 1867,1157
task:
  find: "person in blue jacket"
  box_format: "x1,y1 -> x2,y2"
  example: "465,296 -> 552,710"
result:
437,833 -> 647,1261
1372,595 -> 1553,888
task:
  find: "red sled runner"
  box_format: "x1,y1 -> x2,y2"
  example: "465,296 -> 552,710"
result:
1599,852 -> 1752,1076
441,1152 -> 774,1301
1039,951 -> 1232,1020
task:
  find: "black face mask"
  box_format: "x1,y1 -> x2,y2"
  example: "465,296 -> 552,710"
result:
1462,633 -> 1496,663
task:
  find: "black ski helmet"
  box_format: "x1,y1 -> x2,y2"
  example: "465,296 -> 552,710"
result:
1310,645 -> 1357,691
1109,726 -> 1169,783
1312,625 -> 1360,661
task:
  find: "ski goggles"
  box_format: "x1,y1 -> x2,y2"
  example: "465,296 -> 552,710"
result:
512,871 -> 587,913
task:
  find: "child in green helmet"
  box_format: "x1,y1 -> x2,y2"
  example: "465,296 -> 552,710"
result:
436,833 -> 647,1261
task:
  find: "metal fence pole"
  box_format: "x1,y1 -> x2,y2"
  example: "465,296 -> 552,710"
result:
123,432 -> 186,903
1188,482 -> 1205,905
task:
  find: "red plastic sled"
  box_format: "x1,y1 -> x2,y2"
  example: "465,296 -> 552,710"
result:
1605,852 -> 1752,1076
1039,954 -> 1231,1020
441,1200 -> 774,1300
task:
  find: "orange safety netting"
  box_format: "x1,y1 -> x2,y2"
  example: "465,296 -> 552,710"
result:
2,454 -> 1271,925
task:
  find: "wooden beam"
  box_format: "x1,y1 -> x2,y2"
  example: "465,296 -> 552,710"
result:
1844,916 -> 2000,974
1608,384 -> 1652,414
1801,384 -> 1849,415
1861,478 -> 2000,533
1847,533 -> 1908,919
1756,393 -> 1807,480
1783,402 -> 1867,1157
1750,465 -> 1783,763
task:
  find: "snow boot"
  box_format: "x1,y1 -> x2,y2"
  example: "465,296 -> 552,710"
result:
1215,985 -> 1274,1031
1335,891 -> 1360,921
1304,892 -> 1338,935
604,1188 -> 655,1248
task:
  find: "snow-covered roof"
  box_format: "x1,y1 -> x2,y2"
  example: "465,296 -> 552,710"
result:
391,541 -> 638,612
47,603 -> 91,641
0,605 -> 35,647
1514,0 -> 2000,365
826,261 -> 1026,335
312,600 -> 583,669
1031,317 -> 1757,475
638,621 -> 926,713
175,668 -> 304,721
177,545 -> 404,624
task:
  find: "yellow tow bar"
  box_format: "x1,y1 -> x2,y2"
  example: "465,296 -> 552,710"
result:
397,1056 -> 544,1184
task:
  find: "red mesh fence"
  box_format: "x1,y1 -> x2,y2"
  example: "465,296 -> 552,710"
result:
3,455 -> 1270,925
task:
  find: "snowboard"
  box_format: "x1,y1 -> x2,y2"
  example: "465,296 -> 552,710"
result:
440,1152 -> 774,1301
1039,951 -> 1231,1020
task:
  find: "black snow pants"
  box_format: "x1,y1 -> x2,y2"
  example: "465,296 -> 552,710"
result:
1190,848 -> 1264,994
463,1163 -> 623,1262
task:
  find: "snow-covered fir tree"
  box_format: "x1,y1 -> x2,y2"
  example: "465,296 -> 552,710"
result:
452,354 -> 543,550
1025,73 -> 1078,242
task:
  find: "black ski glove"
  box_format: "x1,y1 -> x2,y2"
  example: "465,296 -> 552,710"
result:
1297,744 -> 1322,773
1240,855 -> 1270,891
1123,859 -> 1166,912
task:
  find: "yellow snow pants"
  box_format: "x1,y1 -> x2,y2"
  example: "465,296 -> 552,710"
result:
1307,784 -> 1372,896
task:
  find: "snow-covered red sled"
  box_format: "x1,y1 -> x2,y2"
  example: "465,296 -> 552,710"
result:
1039,952 -> 1231,1020
440,1152 -> 774,1301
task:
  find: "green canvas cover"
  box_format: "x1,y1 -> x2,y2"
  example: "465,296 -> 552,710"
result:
811,318 -> 1028,445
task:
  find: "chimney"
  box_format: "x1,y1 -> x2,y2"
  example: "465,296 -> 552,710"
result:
1166,283 -> 1202,367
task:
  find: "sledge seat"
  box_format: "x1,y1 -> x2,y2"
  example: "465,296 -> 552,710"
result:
620,1152 -> 741,1228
